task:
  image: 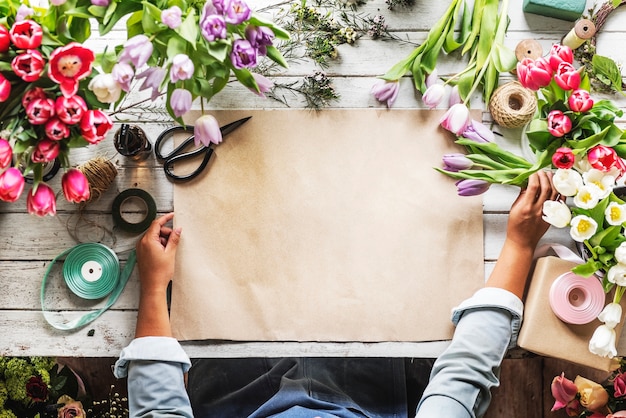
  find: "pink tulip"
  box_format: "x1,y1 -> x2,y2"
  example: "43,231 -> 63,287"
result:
80,109 -> 113,144
0,25 -> 9,52
550,373 -> 578,412
549,43 -> 574,72
55,95 -> 87,125
170,53 -> 194,83
371,79 -> 400,108
0,73 -> 10,102
0,167 -> 25,202
45,117 -> 70,141
552,147 -> 575,169
422,83 -> 446,109
62,168 -> 90,203
170,88 -> 192,118
9,19 -> 43,49
440,103 -> 470,135
249,73 -> 274,98
48,42 -> 95,97
26,183 -> 56,216
554,62 -> 581,91
516,57 -> 552,91
26,97 -> 55,125
547,110 -> 572,137
22,87 -> 47,109
11,49 -> 45,82
588,145 -> 623,172
31,139 -> 60,163
194,114 -> 222,147
119,34 -> 153,68
0,139 -> 12,169
568,89 -> 594,113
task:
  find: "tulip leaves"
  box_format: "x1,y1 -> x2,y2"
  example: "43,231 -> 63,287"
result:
381,0 -> 515,105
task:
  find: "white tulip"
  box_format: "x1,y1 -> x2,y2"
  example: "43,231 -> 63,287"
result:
605,202 -> 626,226
589,324 -> 617,358
598,302 -> 623,328
615,243 -> 626,264
573,185 -> 601,210
607,264 -> 626,286
583,168 -> 615,199
569,215 -> 598,242
542,200 -> 572,228
553,169 -> 583,197
88,73 -> 122,104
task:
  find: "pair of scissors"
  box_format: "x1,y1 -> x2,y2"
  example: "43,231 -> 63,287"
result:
154,116 -> 251,182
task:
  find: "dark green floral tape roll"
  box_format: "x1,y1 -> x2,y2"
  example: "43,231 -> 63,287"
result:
111,188 -> 157,234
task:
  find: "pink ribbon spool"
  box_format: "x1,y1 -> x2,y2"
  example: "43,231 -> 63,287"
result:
549,272 -> 606,324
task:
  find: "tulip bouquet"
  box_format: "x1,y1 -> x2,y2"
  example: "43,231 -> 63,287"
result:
0,0 -> 108,216
550,366 -> 626,417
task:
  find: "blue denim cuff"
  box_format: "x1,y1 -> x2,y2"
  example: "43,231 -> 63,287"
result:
114,336 -> 191,378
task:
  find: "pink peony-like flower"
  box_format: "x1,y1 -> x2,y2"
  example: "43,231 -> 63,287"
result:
48,42 -> 95,97
26,97 -> 55,125
31,139 -> 61,163
27,183 -> 56,216
11,49 -> 45,82
0,167 -> 25,203
62,168 -> 90,203
80,109 -> 113,144
9,19 -> 43,49
547,110 -> 572,137
55,95 -> 87,125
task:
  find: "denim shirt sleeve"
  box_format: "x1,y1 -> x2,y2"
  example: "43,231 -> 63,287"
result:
114,337 -> 194,418
415,287 -> 523,418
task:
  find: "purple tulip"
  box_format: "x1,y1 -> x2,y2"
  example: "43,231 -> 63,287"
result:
136,67 -> 166,100
200,9 -> 227,42
212,0 -> 227,14
170,88 -> 192,118
370,80 -> 399,108
455,179 -> 490,196
442,153 -> 473,172
230,39 -> 257,69
112,62 -> 134,92
448,85 -> 461,106
425,69 -> 441,88
170,54 -> 194,83
250,73 -> 274,97
440,103 -> 470,135
224,0 -> 251,24
422,84 -> 446,109
245,25 -> 275,55
194,115 -> 222,147
162,6 -> 182,29
461,119 -> 495,143
90,0 -> 110,5
119,35 -> 153,68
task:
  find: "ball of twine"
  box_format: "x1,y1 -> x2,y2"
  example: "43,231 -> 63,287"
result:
77,156 -> 118,203
488,82 -> 537,129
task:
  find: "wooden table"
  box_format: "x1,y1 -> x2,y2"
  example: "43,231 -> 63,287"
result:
2,0 -> 626,358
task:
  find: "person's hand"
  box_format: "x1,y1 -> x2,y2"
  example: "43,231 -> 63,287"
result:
506,170 -> 559,250
135,212 -> 182,294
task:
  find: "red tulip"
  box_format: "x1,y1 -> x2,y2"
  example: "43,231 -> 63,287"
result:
0,167 -> 25,203
516,57 -> 552,91
27,183 -> 56,216
62,168 -> 90,203
0,139 -> 12,169
48,42 -> 95,97
547,110 -> 572,137
31,139 -> 60,163
552,147 -> 575,169
0,25 -> 10,52
9,20 -> 43,49
554,62 -> 581,91
549,44 -> 574,72
568,89 -> 593,113
0,73 -> 10,102
11,49 -> 45,82
55,95 -> 87,125
26,97 -> 55,125
80,109 -> 113,144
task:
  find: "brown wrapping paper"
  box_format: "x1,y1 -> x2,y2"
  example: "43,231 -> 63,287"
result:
170,109 -> 484,342
518,256 -> 625,371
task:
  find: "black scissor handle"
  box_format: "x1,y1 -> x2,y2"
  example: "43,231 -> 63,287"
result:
154,125 -> 195,161
163,147 -> 214,182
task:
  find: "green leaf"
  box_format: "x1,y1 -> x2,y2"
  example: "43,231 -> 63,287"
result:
491,42 -> 517,73
178,8 -> 199,47
249,15 -> 290,40
593,55 -> 623,92
572,260 -> 604,278
475,0 -> 498,69
266,45 -> 288,68
462,0 -> 485,55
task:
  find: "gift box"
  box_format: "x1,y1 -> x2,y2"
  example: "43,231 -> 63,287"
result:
518,256 -> 625,371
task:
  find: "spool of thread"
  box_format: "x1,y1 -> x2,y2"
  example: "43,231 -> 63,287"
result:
77,157 -> 118,203
562,19 -> 596,50
515,39 -> 543,62
114,124 -> 152,161
488,82 -> 538,129
549,272 -> 606,325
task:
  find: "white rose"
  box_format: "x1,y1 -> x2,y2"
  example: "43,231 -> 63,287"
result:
607,264 -> 626,286
569,215 -> 598,242
542,200 -> 572,228
598,302 -> 623,328
615,243 -> 626,264
553,169 -> 583,197
588,324 -> 617,358
88,73 -> 122,104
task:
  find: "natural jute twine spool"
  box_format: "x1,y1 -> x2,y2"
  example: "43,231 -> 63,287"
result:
488,82 -> 537,129
76,156 -> 118,203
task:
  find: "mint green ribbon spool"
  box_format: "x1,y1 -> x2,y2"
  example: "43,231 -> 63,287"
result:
41,243 -> 136,331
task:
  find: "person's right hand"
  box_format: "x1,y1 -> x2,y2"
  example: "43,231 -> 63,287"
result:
135,212 -> 182,294
506,170 -> 559,251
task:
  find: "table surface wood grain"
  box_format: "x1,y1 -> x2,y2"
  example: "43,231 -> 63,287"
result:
3,0 -> 626,357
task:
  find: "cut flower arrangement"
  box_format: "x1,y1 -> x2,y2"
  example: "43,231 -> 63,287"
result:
0,0 -> 288,216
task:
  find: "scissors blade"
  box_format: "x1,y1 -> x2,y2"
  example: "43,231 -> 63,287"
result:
219,116 -> 252,137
